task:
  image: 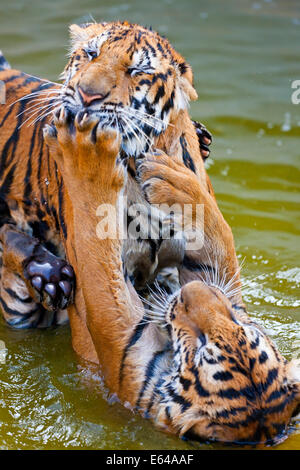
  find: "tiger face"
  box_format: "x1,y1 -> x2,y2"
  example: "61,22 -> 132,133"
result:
157,281 -> 300,444
58,21 -> 197,157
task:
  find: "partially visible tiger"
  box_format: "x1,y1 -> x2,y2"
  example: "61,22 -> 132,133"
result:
0,21 -> 241,333
42,106 -> 300,445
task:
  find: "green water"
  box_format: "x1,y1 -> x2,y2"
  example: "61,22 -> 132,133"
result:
0,0 -> 299,450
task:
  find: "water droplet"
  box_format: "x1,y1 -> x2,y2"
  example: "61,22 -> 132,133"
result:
281,112 -> 291,132
257,128 -> 265,137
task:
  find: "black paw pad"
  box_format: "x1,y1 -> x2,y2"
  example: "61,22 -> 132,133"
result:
24,249 -> 75,311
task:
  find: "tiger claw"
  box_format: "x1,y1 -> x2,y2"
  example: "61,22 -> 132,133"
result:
75,110 -> 91,130
54,105 -> 72,128
192,120 -> 212,161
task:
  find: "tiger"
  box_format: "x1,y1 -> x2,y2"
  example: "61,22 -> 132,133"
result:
42,106 -> 300,445
0,20 -> 242,334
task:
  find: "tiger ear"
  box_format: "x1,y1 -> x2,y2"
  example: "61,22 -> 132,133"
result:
69,23 -> 106,48
175,63 -> 198,110
69,24 -> 93,44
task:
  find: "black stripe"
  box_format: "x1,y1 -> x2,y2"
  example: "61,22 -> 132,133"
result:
218,385 -> 257,402
180,135 -> 196,173
211,408 -> 264,431
145,376 -> 165,416
213,371 -> 233,382
2,73 -> 23,84
265,393 -> 295,415
0,295 -> 38,318
3,287 -> 32,304
153,85 -> 165,105
165,383 -> 192,412
0,164 -> 16,199
258,351 -> 268,364
23,121 -> 38,203
190,365 -> 210,397
216,406 -> 247,419
136,350 -> 166,409
266,387 -> 287,404
161,89 -> 175,118
0,106 -> 14,128
119,315 -> 149,383
0,81 -> 53,180
58,179 -> 67,239
258,368 -> 278,394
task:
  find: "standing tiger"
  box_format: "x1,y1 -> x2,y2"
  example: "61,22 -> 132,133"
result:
0,21 -> 241,332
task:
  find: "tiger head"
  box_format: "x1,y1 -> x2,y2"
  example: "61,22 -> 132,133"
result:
155,280 -> 300,445
58,21 -> 198,156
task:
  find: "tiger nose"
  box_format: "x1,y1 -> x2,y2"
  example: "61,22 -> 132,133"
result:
77,86 -> 106,106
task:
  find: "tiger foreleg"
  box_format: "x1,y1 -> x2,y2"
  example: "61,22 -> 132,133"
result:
136,152 -> 244,307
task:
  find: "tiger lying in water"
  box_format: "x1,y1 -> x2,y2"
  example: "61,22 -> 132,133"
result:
42,106 -> 300,445
0,21 -> 298,444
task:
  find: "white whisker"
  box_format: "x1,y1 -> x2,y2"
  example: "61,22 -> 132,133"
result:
18,103 -> 61,129
17,98 -> 61,118
10,89 -> 62,107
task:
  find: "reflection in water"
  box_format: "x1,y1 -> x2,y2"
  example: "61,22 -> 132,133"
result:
0,0 -> 299,450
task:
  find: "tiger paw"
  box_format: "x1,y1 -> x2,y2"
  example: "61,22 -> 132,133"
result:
44,107 -> 123,186
136,151 -> 199,206
192,120 -> 212,160
23,245 -> 75,311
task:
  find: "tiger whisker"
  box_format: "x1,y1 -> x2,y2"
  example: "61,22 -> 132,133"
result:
16,97 -> 60,117
144,310 -> 166,320
121,115 -> 146,152
18,105 -> 54,129
124,114 -> 155,150
122,107 -> 161,130
122,108 -> 163,137
125,106 -> 173,129
10,89 -> 62,107
33,103 -> 63,123
18,100 -> 61,123
147,289 -> 167,307
19,103 -> 61,129
147,284 -> 168,307
32,104 -> 62,125
140,293 -> 166,310
141,296 -> 166,311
